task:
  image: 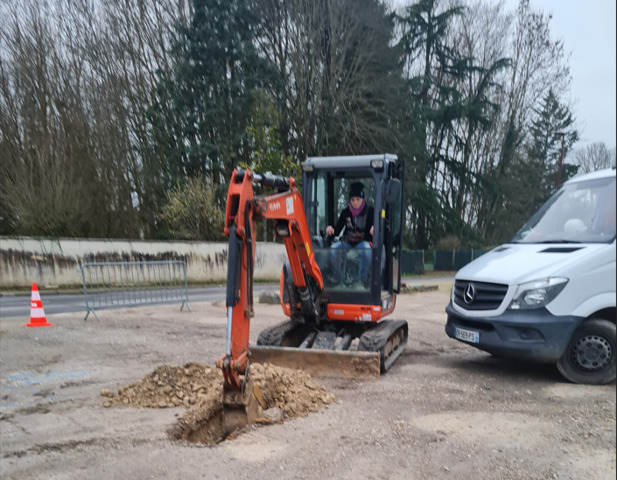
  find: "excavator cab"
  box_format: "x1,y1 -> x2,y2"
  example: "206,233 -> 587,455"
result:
264,154 -> 408,374
302,154 -> 404,306
278,154 -> 404,322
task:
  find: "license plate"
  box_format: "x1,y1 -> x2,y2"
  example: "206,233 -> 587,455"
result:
455,327 -> 479,344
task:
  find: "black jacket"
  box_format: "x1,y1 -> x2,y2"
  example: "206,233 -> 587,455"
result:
332,203 -> 374,245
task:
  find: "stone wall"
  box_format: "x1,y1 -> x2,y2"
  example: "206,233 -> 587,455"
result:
0,237 -> 287,289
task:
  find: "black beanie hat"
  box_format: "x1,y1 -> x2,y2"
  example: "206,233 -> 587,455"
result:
349,182 -> 365,199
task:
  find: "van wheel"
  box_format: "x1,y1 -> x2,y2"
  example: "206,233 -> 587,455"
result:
557,318 -> 616,385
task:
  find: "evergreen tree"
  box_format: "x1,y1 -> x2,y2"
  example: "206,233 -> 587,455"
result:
146,0 -> 273,236
395,0 -> 467,249
526,89 -> 578,194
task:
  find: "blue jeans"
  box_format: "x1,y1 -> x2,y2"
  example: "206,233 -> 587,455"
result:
329,241 -> 371,283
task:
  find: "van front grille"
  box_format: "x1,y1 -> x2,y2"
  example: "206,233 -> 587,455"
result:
453,280 -> 508,311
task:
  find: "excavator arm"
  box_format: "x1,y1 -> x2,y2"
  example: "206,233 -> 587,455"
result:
216,167 -> 323,433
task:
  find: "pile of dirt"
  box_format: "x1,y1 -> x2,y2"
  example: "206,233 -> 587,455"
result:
101,362 -> 221,409
250,362 -> 336,418
101,362 -> 335,445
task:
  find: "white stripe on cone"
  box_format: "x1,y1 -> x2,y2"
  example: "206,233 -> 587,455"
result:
30,307 -> 46,318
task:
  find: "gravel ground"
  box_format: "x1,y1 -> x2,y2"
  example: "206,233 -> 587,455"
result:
0,284 -> 615,480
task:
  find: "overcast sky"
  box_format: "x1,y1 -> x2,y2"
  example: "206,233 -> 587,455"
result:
505,0 -> 617,150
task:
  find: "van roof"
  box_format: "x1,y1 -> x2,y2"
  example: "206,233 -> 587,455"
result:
565,167 -> 616,185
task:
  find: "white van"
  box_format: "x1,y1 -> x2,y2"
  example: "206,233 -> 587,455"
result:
445,168 -> 616,384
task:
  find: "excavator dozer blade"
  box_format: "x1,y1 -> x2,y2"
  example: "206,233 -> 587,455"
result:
249,346 -> 381,380
222,379 -> 265,436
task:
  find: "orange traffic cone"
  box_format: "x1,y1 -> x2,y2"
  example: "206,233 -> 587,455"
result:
24,283 -> 53,327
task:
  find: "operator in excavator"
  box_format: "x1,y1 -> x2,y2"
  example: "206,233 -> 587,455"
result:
325,181 -> 374,288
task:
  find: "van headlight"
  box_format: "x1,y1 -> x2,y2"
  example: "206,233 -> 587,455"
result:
508,277 -> 568,310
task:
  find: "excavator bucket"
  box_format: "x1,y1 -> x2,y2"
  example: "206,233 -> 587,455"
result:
222,377 -> 266,436
250,346 -> 381,379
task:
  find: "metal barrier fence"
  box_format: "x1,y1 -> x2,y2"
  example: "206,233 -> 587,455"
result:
80,261 -> 190,321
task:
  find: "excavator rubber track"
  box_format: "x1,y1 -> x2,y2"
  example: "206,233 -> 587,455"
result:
256,320 -> 313,347
250,319 -> 408,378
357,319 -> 408,373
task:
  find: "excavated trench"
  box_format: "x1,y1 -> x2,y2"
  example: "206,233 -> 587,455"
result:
101,362 -> 336,446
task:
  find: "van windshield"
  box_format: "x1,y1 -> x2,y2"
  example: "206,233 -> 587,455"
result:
511,175 -> 616,244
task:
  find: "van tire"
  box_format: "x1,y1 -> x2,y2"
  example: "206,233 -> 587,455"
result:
557,318 -> 616,385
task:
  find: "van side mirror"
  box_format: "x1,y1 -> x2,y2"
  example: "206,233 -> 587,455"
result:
385,178 -> 401,204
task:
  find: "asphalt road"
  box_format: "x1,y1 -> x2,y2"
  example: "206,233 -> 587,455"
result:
0,285 -> 270,319
0,275 -> 453,319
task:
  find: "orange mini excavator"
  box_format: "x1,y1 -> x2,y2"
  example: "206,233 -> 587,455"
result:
216,154 -> 408,434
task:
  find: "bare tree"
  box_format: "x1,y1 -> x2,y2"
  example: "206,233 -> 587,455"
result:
0,1 -> 91,236
569,142 -> 616,174
80,0 -> 192,237
0,0 -> 191,237
475,0 -> 572,242
254,0 -> 404,161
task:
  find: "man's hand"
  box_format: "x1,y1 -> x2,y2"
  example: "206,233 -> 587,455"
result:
370,226 -> 374,236
326,225 -> 335,236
